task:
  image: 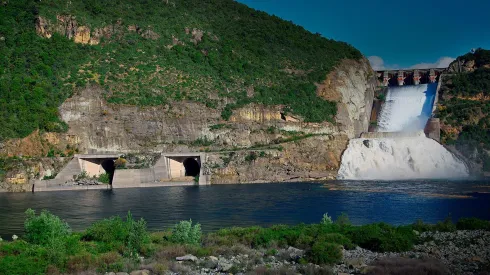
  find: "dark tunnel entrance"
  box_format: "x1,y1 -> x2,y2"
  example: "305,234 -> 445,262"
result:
101,159 -> 115,185
183,158 -> 200,177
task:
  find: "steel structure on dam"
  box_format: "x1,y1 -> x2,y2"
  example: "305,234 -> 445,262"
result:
377,68 -> 445,86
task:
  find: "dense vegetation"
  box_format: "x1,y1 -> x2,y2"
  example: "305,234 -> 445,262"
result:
1,209 -> 489,274
437,48 -> 490,171
0,0 -> 362,141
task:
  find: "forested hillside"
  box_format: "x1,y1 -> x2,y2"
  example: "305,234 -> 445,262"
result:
0,0 -> 361,141
437,48 -> 490,172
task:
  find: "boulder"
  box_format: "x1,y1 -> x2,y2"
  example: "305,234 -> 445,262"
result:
129,270 -> 150,275
286,246 -> 305,260
176,254 -> 198,262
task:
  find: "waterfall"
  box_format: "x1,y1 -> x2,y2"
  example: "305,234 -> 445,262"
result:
337,83 -> 469,180
337,132 -> 468,180
377,83 -> 436,132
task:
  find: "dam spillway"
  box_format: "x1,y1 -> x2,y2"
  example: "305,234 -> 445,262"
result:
377,83 -> 437,132
337,81 -> 468,180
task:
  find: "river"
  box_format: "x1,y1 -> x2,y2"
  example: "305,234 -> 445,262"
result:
1,180 -> 489,239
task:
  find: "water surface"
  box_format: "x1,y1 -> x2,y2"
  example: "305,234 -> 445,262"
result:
0,180 -> 489,239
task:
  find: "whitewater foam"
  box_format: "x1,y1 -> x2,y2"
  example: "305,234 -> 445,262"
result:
337,132 -> 469,180
377,84 -> 436,132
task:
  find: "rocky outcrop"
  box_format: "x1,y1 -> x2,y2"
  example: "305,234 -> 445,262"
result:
335,230 -> 490,275
0,130 -> 79,157
316,58 -> 376,138
2,55 -> 375,188
0,157 -> 70,192
35,15 -> 155,45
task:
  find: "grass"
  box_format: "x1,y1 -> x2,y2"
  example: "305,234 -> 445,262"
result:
2,209 -> 489,274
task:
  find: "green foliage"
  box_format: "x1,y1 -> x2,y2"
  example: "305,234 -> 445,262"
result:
83,212 -> 149,256
437,49 -> 490,171
209,124 -> 231,131
335,212 -> 351,227
308,241 -> 342,265
346,223 -> 415,252
321,213 -> 333,225
23,209 -> 72,265
76,170 -> 89,180
0,0 -> 361,140
24,209 -> 71,245
318,233 -> 354,249
170,220 -> 202,246
456,217 -> 490,230
1,211 -> 490,274
42,174 -> 57,180
191,137 -> 214,147
97,173 -> 110,184
376,93 -> 386,101
411,217 -> 457,233
244,152 -> 258,162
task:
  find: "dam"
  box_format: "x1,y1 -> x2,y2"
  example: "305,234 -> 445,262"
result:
338,72 -> 468,180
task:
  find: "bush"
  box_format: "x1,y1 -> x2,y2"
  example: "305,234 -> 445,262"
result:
308,241 -> 342,265
347,223 -> 415,252
114,158 -> 127,169
321,213 -> 333,225
456,217 -> 490,230
245,152 -> 258,162
98,173 -> 110,184
434,216 -> 457,232
170,220 -> 202,246
318,233 -> 354,249
83,212 -> 149,256
24,209 -> 71,245
335,212 -> 351,227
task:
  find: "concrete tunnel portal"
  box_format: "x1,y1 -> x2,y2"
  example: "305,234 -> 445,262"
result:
183,158 -> 200,177
101,159 -> 116,184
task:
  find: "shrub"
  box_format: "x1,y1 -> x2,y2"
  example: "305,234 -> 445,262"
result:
114,158 -> 127,169
347,223 -> 415,252
98,173 -> 110,184
83,212 -> 149,256
434,216 -> 457,232
76,170 -> 89,180
308,241 -> 342,265
24,209 -> 71,245
318,233 -> 354,249
321,213 -> 333,225
335,213 -> 351,227
456,217 -> 490,230
170,220 -> 202,245
42,174 -> 57,180
245,152 -> 258,162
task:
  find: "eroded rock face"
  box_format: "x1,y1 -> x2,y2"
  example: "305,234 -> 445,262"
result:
35,15 -> 154,45
317,58 -> 376,138
2,56 -> 375,187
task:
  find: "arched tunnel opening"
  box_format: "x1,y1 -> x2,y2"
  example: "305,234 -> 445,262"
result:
183,158 -> 200,177
101,159 -> 116,185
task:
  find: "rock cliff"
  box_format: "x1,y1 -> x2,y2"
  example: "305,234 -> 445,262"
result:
0,0 -> 377,189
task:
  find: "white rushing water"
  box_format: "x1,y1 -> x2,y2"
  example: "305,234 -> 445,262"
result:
377,84 -> 436,132
337,83 -> 468,180
337,132 -> 469,180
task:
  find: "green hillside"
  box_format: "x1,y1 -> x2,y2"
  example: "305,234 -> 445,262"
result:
0,0 -> 362,141
437,48 -> 490,171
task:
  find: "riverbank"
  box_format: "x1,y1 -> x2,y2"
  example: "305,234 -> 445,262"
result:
1,210 -> 489,275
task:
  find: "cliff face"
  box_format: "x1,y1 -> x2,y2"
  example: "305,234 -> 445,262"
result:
0,57 -> 375,187
317,58 -> 375,138
0,0 -> 377,189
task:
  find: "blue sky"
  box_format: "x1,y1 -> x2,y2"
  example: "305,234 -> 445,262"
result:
237,0 -> 490,70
